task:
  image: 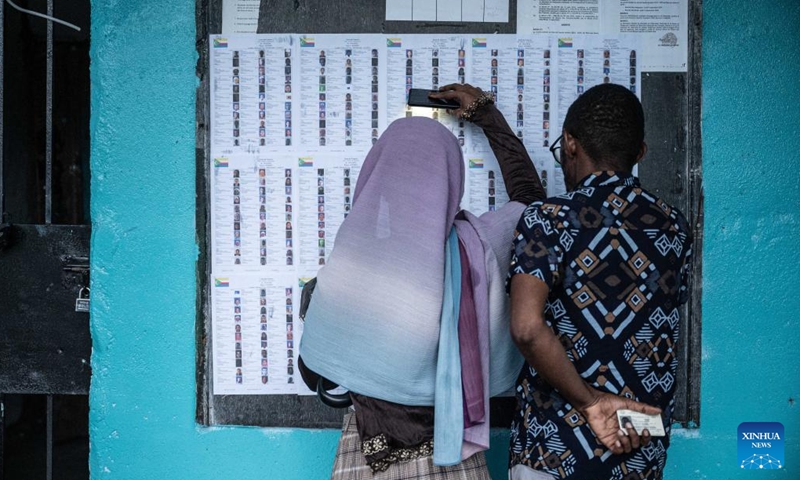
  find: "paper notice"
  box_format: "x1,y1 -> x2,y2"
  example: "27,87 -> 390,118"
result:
517,0 -> 687,71
222,0 -> 261,34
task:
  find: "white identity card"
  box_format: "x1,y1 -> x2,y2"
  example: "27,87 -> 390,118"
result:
616,410 -> 666,437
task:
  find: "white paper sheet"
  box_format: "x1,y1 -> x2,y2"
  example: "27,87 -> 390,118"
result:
517,0 -> 687,71
386,0 -> 509,22
466,35 -> 556,195
605,0 -> 688,72
210,35 -> 296,155
210,273 -> 300,394
221,0 -> 260,34
296,35 -> 386,151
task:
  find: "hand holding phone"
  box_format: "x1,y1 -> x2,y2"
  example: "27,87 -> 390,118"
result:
427,84 -> 486,118
407,89 -> 460,109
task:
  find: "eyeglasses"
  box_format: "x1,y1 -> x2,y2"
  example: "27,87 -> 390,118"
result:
550,134 -> 563,166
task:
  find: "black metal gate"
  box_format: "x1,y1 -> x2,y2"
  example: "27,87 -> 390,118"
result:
0,1 -> 91,478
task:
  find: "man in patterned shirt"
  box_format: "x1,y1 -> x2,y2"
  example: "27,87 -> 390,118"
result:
507,84 -> 693,480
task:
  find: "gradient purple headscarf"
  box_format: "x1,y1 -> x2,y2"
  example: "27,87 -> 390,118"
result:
300,116 -> 523,410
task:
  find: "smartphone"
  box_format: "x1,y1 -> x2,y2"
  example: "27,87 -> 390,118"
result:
407,88 -> 460,110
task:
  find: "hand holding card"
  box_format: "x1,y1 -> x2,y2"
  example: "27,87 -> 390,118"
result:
579,390 -> 662,455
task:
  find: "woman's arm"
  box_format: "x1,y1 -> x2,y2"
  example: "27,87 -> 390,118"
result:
430,84 -> 545,205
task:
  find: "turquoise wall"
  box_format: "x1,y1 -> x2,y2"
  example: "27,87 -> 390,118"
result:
663,0 -> 800,478
88,0 -> 798,478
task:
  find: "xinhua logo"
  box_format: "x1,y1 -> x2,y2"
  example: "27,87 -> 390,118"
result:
738,422 -> 784,470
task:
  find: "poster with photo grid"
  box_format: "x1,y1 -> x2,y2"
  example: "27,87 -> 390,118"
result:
208,33 -> 640,395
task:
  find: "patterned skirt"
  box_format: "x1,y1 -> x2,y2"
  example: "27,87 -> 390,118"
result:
330,412 -> 493,480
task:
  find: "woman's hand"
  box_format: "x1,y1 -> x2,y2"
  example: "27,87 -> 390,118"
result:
579,390 -> 661,455
428,83 -> 485,118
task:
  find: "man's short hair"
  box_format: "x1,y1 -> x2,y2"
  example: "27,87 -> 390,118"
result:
563,84 -> 644,170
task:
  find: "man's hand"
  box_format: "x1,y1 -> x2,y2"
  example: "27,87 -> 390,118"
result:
579,390 -> 661,455
428,83 -> 484,118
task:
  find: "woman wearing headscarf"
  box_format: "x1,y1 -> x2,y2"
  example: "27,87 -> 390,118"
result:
299,84 -> 545,479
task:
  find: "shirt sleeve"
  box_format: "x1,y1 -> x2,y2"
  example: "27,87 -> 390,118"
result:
470,105 -> 545,205
506,203 -> 565,292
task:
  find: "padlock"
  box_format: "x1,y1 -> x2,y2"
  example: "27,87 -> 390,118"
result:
75,287 -> 90,313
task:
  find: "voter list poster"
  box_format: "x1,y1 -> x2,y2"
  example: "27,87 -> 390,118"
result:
208,33 -> 640,395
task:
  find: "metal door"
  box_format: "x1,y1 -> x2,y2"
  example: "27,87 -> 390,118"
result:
0,1 -> 91,478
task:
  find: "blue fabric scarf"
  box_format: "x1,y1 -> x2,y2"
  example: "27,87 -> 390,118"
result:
433,227 -> 464,465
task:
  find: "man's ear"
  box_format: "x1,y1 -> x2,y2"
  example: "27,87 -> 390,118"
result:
634,142 -> 648,165
563,130 -> 579,158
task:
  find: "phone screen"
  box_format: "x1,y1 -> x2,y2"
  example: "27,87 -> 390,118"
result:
407,89 -> 460,109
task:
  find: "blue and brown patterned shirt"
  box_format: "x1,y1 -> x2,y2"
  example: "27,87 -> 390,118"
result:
507,171 -> 693,480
